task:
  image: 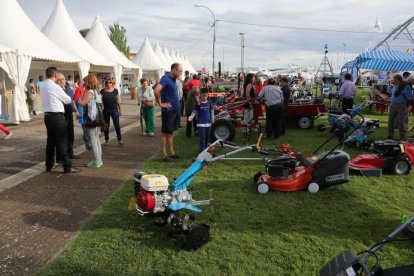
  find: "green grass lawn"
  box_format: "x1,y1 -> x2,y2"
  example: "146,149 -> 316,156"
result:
39,95 -> 414,276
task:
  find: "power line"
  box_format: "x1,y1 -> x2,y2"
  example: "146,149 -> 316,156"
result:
216,19 -> 391,35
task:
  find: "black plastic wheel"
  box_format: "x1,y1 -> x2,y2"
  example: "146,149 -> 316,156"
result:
211,119 -> 236,141
253,172 -> 264,183
297,116 -> 314,129
392,157 -> 411,175
183,224 -> 211,251
317,124 -> 326,132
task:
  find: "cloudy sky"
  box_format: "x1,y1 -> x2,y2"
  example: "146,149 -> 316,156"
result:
18,0 -> 414,71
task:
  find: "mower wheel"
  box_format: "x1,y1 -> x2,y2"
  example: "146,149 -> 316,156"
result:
253,172 -> 264,183
392,158 -> 411,175
211,119 -> 236,142
257,182 -> 270,194
297,116 -> 314,129
183,224 -> 211,251
317,124 -> 326,132
307,182 -> 320,193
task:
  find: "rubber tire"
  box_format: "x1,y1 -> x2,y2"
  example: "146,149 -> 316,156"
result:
257,182 -> 270,194
317,124 -> 326,132
297,116 -> 314,129
211,119 -> 236,142
253,172 -> 264,183
307,182 -> 320,193
392,158 -> 411,175
183,224 -> 211,251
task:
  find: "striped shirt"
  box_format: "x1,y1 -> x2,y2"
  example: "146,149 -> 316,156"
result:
258,85 -> 283,106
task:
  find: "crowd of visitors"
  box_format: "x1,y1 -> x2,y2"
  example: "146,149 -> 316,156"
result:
3,62 -> 414,173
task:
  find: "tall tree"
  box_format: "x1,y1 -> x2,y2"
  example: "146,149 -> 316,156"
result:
79,28 -> 90,38
109,22 -> 130,57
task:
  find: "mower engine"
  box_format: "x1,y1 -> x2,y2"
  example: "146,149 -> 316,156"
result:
373,140 -> 403,157
266,144 -> 302,178
134,172 -> 171,214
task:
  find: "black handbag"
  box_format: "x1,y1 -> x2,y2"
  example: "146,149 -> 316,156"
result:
84,90 -> 105,128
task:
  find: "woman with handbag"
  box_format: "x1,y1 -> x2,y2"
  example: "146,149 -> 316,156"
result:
101,77 -> 123,145
80,74 -> 103,168
138,78 -> 156,136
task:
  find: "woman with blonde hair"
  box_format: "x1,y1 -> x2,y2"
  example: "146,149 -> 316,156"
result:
80,74 -> 103,168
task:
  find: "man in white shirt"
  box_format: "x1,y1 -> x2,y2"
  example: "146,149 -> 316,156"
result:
40,67 -> 79,174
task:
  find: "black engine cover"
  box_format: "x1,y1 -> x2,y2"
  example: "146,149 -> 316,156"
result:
267,156 -> 297,177
373,140 -> 402,157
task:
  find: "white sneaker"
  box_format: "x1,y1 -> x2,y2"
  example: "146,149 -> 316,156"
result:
149,132 -> 155,137
4,132 -> 12,140
143,133 -> 148,136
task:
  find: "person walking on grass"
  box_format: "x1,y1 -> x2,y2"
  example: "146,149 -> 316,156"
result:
101,77 -> 123,146
339,73 -> 356,114
40,67 -> 79,174
80,74 -> 103,168
387,74 -> 413,141
0,124 -> 12,140
258,78 -> 284,139
138,78 -> 155,136
280,77 -> 291,135
188,88 -> 214,153
154,63 -> 183,163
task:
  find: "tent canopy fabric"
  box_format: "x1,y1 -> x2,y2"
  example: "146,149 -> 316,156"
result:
0,0 -> 79,62
355,49 -> 414,71
42,0 -> 115,67
132,37 -> 164,71
86,16 -> 140,70
162,46 -> 174,65
153,42 -> 170,72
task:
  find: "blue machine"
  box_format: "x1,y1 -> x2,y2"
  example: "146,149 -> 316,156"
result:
130,137 -> 264,250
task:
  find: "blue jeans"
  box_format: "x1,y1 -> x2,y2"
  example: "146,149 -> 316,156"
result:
198,126 -> 211,153
104,109 -> 121,141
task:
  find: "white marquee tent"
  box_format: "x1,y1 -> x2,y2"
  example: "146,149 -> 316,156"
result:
0,0 -> 79,123
153,42 -> 171,72
184,56 -> 198,73
132,37 -> 165,81
42,0 -> 115,79
85,16 -> 141,89
162,46 -> 174,66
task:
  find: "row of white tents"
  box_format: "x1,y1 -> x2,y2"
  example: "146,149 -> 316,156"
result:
0,0 -> 197,123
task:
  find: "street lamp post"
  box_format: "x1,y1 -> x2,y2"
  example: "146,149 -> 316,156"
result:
239,33 -> 246,73
194,4 -> 216,76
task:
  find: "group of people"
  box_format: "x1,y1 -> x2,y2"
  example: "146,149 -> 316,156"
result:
237,72 -> 291,139
38,66 -> 124,174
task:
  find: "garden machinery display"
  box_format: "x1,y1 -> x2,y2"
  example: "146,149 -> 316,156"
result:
349,140 -> 414,176
320,215 -> 414,276
129,138 -> 266,250
254,111 -> 365,194
318,100 -> 379,147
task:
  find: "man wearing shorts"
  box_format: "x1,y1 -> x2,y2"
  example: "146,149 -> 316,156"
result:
155,63 -> 183,162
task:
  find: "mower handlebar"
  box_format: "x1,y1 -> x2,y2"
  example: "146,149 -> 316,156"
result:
258,149 -> 269,156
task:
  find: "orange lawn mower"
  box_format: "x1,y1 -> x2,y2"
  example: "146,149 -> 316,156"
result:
253,111 -> 365,194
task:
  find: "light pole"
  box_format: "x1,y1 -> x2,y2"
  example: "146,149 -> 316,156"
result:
194,5 -> 216,76
239,33 -> 246,73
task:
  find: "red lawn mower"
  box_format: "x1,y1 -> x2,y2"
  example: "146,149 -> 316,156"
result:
350,140 -> 414,176
253,111 -> 365,194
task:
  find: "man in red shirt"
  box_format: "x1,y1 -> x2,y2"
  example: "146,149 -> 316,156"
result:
184,75 -> 202,92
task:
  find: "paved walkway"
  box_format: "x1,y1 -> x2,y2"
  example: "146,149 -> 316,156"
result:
0,96 -> 163,275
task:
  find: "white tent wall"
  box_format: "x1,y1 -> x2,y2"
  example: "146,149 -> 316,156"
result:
0,52 -> 32,123
153,42 -> 170,72
0,0 -> 80,123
